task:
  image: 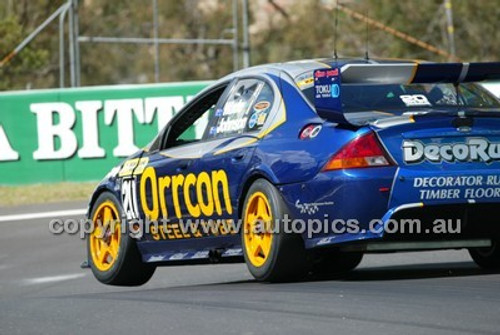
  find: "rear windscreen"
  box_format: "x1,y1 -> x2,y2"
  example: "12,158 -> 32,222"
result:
300,81 -> 500,112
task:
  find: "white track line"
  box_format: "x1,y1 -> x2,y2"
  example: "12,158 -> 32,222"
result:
22,273 -> 86,285
0,209 -> 86,223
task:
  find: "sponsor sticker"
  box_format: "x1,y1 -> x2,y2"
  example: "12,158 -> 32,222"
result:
248,113 -> 258,129
314,68 -> 342,112
403,138 -> 500,164
119,157 -> 149,177
400,94 -> 431,107
253,100 -> 271,113
295,199 -> 334,215
300,124 -> 322,140
139,167 -> 233,221
410,174 -> 500,201
257,113 -> 267,126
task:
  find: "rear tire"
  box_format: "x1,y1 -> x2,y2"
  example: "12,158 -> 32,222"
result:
469,239 -> 500,270
241,179 -> 308,282
311,249 -> 363,277
87,192 -> 156,286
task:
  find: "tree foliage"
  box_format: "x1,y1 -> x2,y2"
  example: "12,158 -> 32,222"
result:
0,0 -> 58,90
1,0 -> 499,91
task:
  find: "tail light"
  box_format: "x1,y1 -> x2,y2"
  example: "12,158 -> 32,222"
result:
322,132 -> 393,171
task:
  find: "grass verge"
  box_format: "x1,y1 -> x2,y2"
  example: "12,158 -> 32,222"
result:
0,182 -> 98,207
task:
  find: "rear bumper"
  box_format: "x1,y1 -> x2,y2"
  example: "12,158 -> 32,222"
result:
382,202 -> 500,240
340,239 -> 492,253
307,202 -> 500,249
279,169 -> 500,249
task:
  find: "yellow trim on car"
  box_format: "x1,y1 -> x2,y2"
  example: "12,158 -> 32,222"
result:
407,63 -> 419,84
257,97 -> 287,139
316,61 -> 333,69
159,151 -> 202,160
296,77 -> 314,88
213,138 -> 259,156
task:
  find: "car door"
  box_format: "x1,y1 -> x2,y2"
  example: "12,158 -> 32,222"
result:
135,82 -> 233,244
133,77 -> 278,254
196,78 -> 278,242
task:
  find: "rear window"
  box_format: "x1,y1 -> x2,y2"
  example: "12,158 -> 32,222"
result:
300,80 -> 500,113
205,79 -> 274,140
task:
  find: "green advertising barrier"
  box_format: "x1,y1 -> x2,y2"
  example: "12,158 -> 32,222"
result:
0,81 -> 211,185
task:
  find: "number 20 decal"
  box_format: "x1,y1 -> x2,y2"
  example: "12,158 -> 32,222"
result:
122,178 -> 140,220
400,94 -> 431,107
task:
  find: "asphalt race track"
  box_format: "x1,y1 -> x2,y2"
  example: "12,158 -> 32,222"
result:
1,202 -> 500,335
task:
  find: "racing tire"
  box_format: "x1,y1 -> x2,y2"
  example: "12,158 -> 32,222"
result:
311,249 -> 363,278
469,239 -> 500,270
87,192 -> 156,286
241,179 -> 308,282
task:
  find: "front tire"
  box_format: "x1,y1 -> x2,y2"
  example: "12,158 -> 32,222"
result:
241,179 -> 308,282
87,192 -> 156,286
469,239 -> 500,270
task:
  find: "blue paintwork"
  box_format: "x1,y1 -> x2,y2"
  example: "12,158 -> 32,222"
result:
87,58 -> 500,264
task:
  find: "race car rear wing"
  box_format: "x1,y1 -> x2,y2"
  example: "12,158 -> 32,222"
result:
341,62 -> 500,85
313,62 -> 500,125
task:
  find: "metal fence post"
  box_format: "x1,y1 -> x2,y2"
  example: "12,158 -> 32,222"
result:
59,3 -> 70,88
74,0 -> 81,86
242,0 -> 250,68
232,0 -> 239,71
153,0 -> 160,83
68,0 -> 76,87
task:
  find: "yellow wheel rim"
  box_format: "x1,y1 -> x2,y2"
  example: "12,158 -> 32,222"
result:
89,201 -> 121,272
243,192 -> 273,267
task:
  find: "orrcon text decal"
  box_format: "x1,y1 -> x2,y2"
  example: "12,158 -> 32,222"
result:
403,138 -> 500,164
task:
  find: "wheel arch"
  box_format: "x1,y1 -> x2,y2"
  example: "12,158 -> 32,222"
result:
237,172 -> 275,222
86,184 -> 120,218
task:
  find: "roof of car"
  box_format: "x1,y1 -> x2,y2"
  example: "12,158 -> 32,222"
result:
233,57 -> 421,81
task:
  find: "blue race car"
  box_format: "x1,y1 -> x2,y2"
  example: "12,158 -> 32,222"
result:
86,58 -> 500,285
